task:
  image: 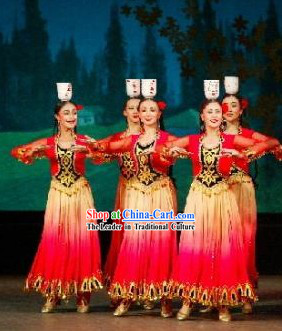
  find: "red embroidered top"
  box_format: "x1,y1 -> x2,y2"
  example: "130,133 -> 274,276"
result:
11,134 -> 90,177
45,134 -> 89,176
102,130 -> 176,177
225,127 -> 255,174
187,133 -> 236,178
234,128 -> 255,174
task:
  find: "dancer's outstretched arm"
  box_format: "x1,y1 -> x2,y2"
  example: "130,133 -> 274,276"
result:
234,135 -> 280,160
11,138 -> 49,164
251,132 -> 281,161
88,136 -> 133,155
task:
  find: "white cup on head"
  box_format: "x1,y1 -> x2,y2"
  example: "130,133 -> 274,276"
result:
56,83 -> 72,101
141,79 -> 157,99
204,80 -> 220,100
224,76 -> 239,95
126,79 -> 141,98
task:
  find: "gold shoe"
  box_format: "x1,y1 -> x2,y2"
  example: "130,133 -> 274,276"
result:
143,299 -> 155,310
41,297 -> 57,313
76,294 -> 90,313
113,300 -> 131,317
242,302 -> 253,314
176,307 -> 192,321
160,299 -> 173,318
77,304 -> 90,313
219,308 -> 231,322
161,311 -> 173,318
176,301 -> 192,321
41,303 -> 55,313
199,306 -> 213,313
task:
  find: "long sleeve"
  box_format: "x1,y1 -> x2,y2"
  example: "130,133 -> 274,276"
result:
97,136 -> 133,154
85,134 -> 119,164
234,135 -> 280,161
158,135 -> 190,161
251,132 -> 281,156
165,135 -> 190,150
11,138 -> 48,165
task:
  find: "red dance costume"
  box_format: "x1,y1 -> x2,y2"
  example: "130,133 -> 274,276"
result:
102,131 -> 178,302
101,131 -> 140,285
227,127 -> 258,287
171,133 -> 257,307
11,134 -> 103,299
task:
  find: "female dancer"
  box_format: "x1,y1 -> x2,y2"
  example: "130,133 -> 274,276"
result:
103,96 -> 141,286
95,98 -> 178,317
222,77 -> 280,310
166,98 -> 279,322
94,96 -> 156,310
11,96 -> 102,313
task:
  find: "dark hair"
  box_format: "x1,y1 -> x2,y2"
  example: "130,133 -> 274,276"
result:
123,98 -> 141,125
123,97 -> 141,112
53,100 -> 78,135
199,99 -> 222,133
222,94 -> 248,127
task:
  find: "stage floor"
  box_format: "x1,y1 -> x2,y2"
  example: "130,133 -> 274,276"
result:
0,276 -> 281,331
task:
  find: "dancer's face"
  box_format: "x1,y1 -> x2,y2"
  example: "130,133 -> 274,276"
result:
139,100 -> 161,127
201,101 -> 222,130
123,98 -> 140,124
222,95 -> 243,123
55,102 -> 77,130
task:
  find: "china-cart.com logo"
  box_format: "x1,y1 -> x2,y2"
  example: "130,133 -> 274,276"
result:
85,209 -> 196,232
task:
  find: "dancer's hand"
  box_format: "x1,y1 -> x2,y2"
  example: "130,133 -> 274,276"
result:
139,147 -> 155,155
168,146 -> 191,158
32,145 -> 51,153
70,144 -> 89,153
77,137 -> 98,149
14,144 -> 50,163
221,148 -> 244,158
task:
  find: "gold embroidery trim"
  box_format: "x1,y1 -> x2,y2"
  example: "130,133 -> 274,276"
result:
50,176 -> 90,196
56,146 -> 80,187
197,144 -> 223,187
14,147 -> 46,164
25,273 -> 103,299
228,172 -> 253,185
120,152 -> 136,179
124,176 -> 174,194
90,151 -> 114,164
136,143 -> 161,185
109,281 -> 170,301
191,179 -> 229,196
170,281 -> 257,306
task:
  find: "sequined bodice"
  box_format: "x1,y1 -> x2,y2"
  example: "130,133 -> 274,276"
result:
196,144 -> 224,187
55,145 -> 81,187
135,141 -> 161,186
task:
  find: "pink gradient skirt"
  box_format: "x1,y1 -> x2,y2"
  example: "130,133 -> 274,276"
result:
229,173 -> 258,287
104,176 -> 127,286
171,180 -> 257,307
25,177 -> 103,299
109,176 -> 177,301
